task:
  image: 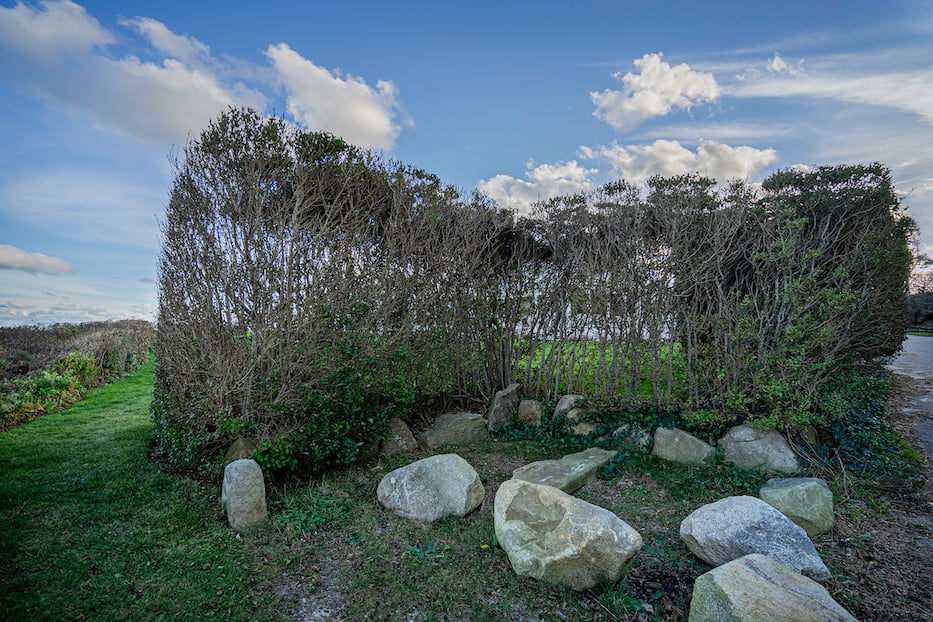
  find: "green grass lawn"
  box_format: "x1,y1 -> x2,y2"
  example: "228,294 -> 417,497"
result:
2,357 -> 926,621
0,360 -> 284,621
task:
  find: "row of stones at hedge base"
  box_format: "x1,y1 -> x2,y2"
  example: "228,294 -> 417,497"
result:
374,388 -> 852,621
374,447 -> 850,621
220,386 -> 853,620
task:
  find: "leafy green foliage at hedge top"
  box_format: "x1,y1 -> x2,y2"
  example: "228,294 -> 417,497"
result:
1,321 -> 154,431
155,107 -> 913,475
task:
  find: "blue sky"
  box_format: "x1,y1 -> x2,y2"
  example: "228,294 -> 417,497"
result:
1,0 -> 931,326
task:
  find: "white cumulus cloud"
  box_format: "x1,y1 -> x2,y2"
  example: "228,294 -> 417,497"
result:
266,43 -> 404,150
768,52 -> 805,76
0,1 -> 265,146
477,161 -> 598,216
0,0 -> 113,63
0,2 -> 410,149
591,53 -> 720,131
0,244 -> 75,274
580,139 -> 778,186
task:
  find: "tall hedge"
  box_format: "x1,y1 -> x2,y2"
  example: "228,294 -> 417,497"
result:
154,108 -> 913,473
153,108 -> 526,472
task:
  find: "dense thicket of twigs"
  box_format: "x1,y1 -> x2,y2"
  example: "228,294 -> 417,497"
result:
154,108 -> 913,472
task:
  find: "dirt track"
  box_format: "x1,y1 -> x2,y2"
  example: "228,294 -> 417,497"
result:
889,335 -> 933,460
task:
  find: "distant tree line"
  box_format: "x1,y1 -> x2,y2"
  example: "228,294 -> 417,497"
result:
1,320 -> 154,430
153,108 -> 913,473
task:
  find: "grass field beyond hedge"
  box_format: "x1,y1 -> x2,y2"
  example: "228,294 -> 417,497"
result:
0,360 -> 283,621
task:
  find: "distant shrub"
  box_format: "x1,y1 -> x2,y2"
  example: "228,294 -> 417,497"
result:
0,321 -> 153,430
51,351 -> 100,388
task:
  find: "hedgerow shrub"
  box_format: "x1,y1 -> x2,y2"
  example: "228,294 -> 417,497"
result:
155,107 -> 912,473
154,108 -> 530,472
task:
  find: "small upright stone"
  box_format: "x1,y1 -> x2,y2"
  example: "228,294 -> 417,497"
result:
517,399 -> 544,426
221,459 -> 267,531
488,383 -> 521,431
652,427 -> 715,465
420,412 -> 489,448
380,418 -> 419,456
760,477 -> 835,537
719,424 -> 799,474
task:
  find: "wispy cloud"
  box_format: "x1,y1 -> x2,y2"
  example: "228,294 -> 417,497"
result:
119,16 -> 211,66
0,244 -> 75,274
591,53 -> 720,131
0,300 -> 118,325
645,122 -> 789,142
729,60 -> 933,124
0,270 -> 156,326
0,170 -> 163,248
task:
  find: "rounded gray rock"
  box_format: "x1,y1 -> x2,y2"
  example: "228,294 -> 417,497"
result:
760,477 -> 835,537
652,427 -> 715,465
680,495 -> 831,580
377,453 -> 484,521
719,424 -> 799,474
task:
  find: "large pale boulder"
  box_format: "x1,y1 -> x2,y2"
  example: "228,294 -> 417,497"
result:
719,425 -> 799,474
518,399 -> 544,426
652,427 -> 715,465
221,459 -> 267,531
760,477 -> 835,537
380,418 -> 419,456
512,447 -> 617,493
420,412 -> 489,448
377,454 -> 484,521
689,554 -> 856,621
495,479 -> 642,591
487,383 -> 521,431
680,495 -> 831,580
